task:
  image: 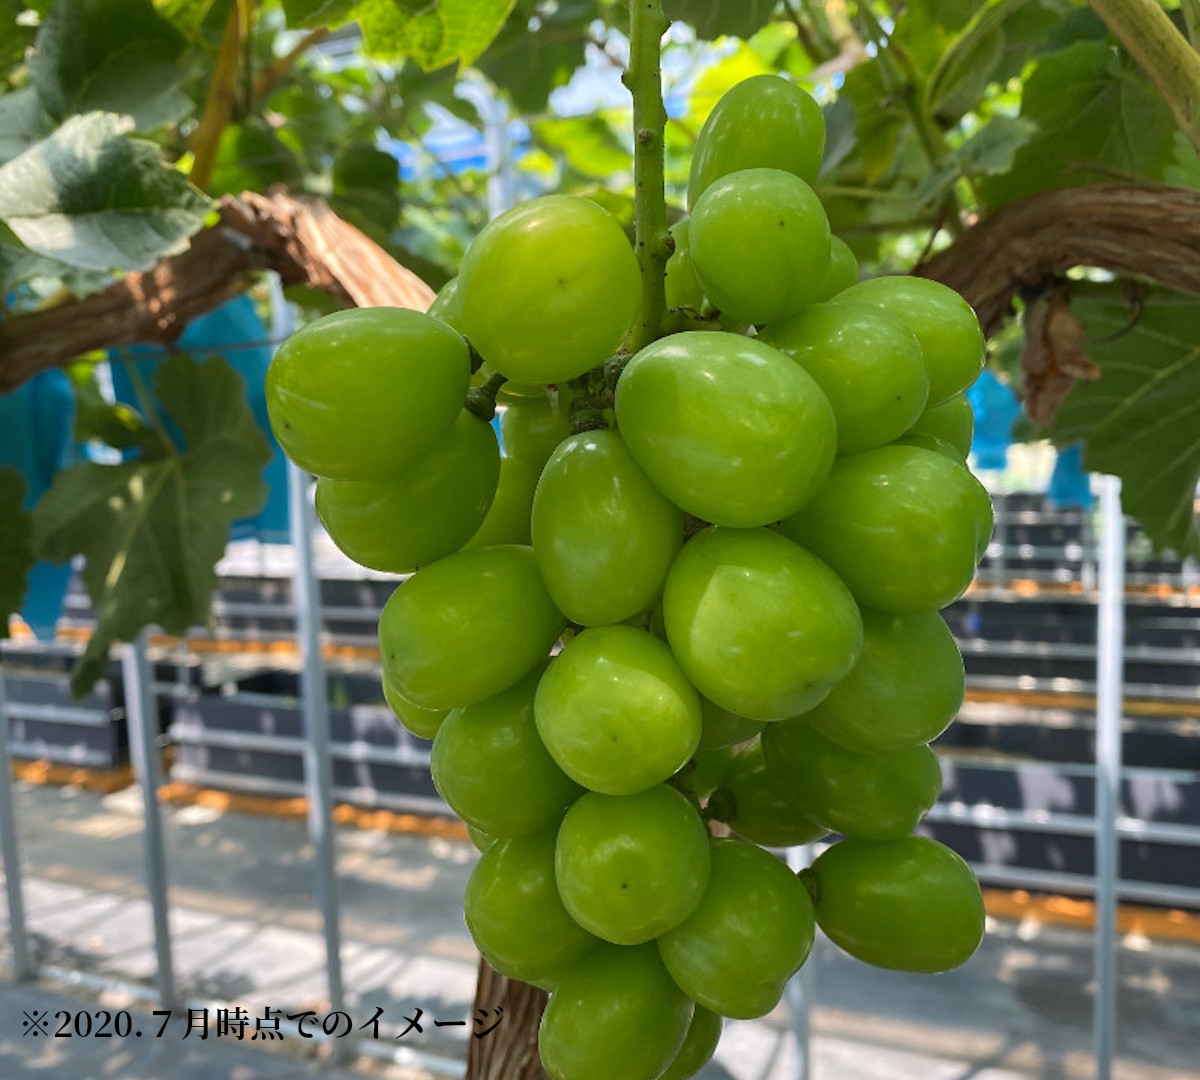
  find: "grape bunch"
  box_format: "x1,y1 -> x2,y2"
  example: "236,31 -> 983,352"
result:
266,73 -> 991,1080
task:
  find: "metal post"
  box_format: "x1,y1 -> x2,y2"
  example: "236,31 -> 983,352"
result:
271,273 -> 347,1031
287,460 -> 346,1031
0,663 -> 33,981
786,845 -> 814,1080
121,630 -> 176,1007
1093,474 -> 1125,1080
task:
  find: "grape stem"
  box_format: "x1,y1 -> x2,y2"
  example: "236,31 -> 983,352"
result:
465,371 -> 506,421
625,0 -> 671,354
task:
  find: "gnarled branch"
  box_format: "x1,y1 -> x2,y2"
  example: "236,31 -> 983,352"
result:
0,190 -> 435,394
917,183 -> 1200,334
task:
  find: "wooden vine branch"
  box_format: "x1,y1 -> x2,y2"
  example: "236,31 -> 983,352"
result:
465,961 -> 550,1080
0,190 -> 435,394
917,183 -> 1200,334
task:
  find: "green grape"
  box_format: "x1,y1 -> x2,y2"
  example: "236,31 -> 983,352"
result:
555,785 -> 711,944
690,168 -> 831,325
805,608 -> 964,753
663,527 -> 862,720
712,739 -> 829,848
907,393 -> 974,458
431,668 -> 581,838
688,73 -> 825,206
378,545 -> 565,710
697,696 -> 766,751
658,838 -> 815,1019
615,332 -> 837,527
465,826 -> 599,989
459,195 -> 640,384
539,943 -> 693,1080
659,1006 -> 722,1080
534,626 -> 701,794
266,307 -> 468,480
759,301 -> 929,455
314,411 -> 500,573
466,824 -> 496,852
664,219 -> 705,311
816,236 -> 859,301
762,722 -> 942,840
500,394 -> 572,472
779,445 -> 993,613
494,371 -> 552,401
428,276 -> 464,332
382,675 -> 446,741
894,431 -> 964,460
835,277 -> 985,405
805,836 -> 985,972
532,430 -> 684,626
463,455 -> 538,548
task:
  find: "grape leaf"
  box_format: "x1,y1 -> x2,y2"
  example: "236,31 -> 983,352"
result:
535,116 -> 632,179
281,0 -> 360,27
154,0 -> 225,33
0,88 -> 53,167
890,0 -> 981,76
1054,293 -> 1200,558
358,0 -> 517,71
0,112 -> 211,272
207,119 -> 303,198
662,0 -> 775,41
979,40 -> 1179,208
29,0 -> 193,132
0,468 -> 34,640
956,115 -> 1037,176
331,144 -> 402,243
478,0 -> 591,115
33,354 -> 271,696
924,0 -> 1027,122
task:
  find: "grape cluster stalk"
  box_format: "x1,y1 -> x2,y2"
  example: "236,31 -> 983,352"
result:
264,24 -> 994,1080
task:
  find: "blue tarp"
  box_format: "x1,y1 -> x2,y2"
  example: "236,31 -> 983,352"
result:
108,294 -> 290,543
0,369 -> 76,638
967,369 -> 1022,471
1047,443 -> 1095,509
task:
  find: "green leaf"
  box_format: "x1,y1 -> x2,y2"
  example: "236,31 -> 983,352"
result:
358,0 -> 517,71
0,242 -> 108,297
330,143 -> 401,243
29,0 -> 193,132
817,97 -> 856,179
979,41 -> 1179,207
154,0 -> 223,33
0,468 -> 34,640
956,115 -> 1037,175
1164,130 -> 1200,189
207,119 -> 303,197
534,115 -> 631,179
33,354 -> 271,697
0,88 -> 53,167
0,112 -> 212,272
840,62 -> 905,184
925,0 -> 1031,121
67,362 -> 163,457
1055,292 -> 1200,558
281,0 -> 360,27
662,0 -> 775,40
890,0 -> 981,77
477,0 -> 591,115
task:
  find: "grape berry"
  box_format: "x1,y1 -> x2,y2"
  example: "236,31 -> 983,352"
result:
267,73 -> 990,1080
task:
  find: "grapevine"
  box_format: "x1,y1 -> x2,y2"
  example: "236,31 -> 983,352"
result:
264,4 -> 994,1076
